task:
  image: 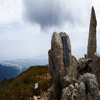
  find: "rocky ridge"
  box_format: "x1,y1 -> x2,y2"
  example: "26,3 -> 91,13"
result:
48,6 -> 100,100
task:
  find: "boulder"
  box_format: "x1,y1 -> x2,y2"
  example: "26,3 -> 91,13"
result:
91,53 -> 100,89
62,75 -> 73,88
77,58 -> 92,76
61,84 -> 77,100
75,83 -> 79,89
79,73 -> 99,100
61,87 -> 72,100
68,84 -> 74,90
76,82 -> 86,100
33,96 -> 37,100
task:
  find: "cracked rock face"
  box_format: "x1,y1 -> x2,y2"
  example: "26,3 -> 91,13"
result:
49,32 -> 77,79
48,32 -> 77,100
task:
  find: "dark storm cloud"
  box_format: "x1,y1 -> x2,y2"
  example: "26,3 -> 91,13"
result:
23,0 -> 92,28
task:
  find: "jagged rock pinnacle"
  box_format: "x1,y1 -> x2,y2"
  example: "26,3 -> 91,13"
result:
87,6 -> 97,58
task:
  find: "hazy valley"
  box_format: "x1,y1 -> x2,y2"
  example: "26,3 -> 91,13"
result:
0,56 -> 48,82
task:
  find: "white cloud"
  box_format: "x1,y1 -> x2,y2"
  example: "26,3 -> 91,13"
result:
0,0 -> 100,61
0,0 -> 22,24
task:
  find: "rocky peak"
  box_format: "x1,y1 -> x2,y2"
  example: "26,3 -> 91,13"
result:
48,6 -> 100,100
87,6 -> 97,58
91,6 -> 97,26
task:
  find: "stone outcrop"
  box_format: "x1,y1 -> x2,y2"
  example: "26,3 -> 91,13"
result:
79,73 -> 99,100
76,82 -> 86,100
48,32 -> 65,100
48,6 -> 100,100
77,53 -> 100,91
61,84 -> 77,100
77,58 -> 92,76
62,75 -> 75,88
87,6 -> 97,58
48,32 -> 77,100
91,53 -> 100,89
49,32 -> 77,79
61,73 -> 100,100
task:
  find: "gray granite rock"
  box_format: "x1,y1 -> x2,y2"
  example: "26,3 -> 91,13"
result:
48,32 -> 65,100
48,32 -> 77,100
87,6 -> 97,58
48,7 -> 100,100
76,82 -> 86,100
61,87 -> 72,100
62,75 -> 73,88
91,53 -> 100,89
79,73 -> 99,100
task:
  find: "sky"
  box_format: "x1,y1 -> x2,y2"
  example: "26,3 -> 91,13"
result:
0,0 -> 100,61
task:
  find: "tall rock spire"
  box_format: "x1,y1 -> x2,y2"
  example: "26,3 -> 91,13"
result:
87,6 -> 97,58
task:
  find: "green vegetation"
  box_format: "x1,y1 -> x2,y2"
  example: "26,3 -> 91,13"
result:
0,66 -> 52,100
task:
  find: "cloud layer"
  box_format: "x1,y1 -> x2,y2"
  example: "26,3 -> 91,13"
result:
23,0 -> 92,28
1,0 -> 100,61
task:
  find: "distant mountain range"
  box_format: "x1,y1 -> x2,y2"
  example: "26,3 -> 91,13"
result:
6,57 -> 48,68
0,64 -> 19,82
0,57 -> 48,82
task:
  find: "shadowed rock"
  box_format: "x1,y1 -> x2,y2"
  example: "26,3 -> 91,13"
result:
87,6 -> 97,58
79,73 -> 99,100
91,53 -> 100,89
76,82 -> 86,100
